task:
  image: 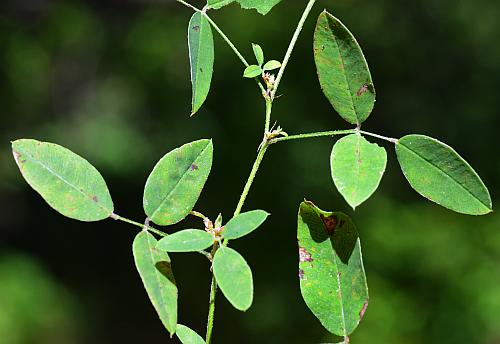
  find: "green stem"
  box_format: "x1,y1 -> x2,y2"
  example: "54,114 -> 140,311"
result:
271,129 -> 356,144
358,129 -> 398,143
111,213 -> 168,237
176,0 -> 200,12
271,0 -> 317,99
205,272 -> 218,343
265,99 -> 273,132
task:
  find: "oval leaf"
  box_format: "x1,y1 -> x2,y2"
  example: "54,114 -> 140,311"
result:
207,0 -> 235,9
330,134 -> 387,209
176,324 -> 206,344
143,139 -> 213,226
298,201 -> 368,336
262,60 -> 281,71
252,43 -> 264,66
213,247 -> 253,311
157,229 -> 214,252
243,65 -> 262,78
236,0 -> 281,15
314,11 -> 375,125
11,139 -> 113,221
223,210 -> 269,240
133,231 -> 178,335
188,12 -> 214,115
396,134 -> 492,215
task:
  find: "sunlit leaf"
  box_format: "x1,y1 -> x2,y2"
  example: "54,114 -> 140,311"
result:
213,247 -> 253,311
188,12 -> 214,115
176,324 -> 206,344
396,134 -> 492,215
143,139 -> 213,226
157,229 -> 214,252
262,60 -> 281,71
223,210 -> 269,240
133,231 -> 178,335
236,0 -> 281,15
314,11 -> 375,125
252,43 -> 264,66
11,139 -> 113,221
298,200 -> 368,336
330,134 -> 387,209
243,65 -> 262,78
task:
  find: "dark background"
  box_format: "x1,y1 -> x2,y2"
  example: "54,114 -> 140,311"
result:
1,0 -> 499,343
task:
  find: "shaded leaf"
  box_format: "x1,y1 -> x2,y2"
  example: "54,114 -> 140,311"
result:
314,11 -> 375,125
188,12 -> 214,115
207,0 -> 235,9
396,134 -> 492,215
223,210 -> 269,240
243,65 -> 262,78
236,0 -> 281,15
11,139 -> 113,221
213,247 -> 253,311
298,200 -> 368,336
133,231 -> 178,335
157,229 -> 214,252
176,324 -> 206,344
262,60 -> 281,71
143,139 -> 213,226
330,134 -> 387,209
252,43 -> 264,66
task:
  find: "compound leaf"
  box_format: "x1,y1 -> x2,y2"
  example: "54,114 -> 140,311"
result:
176,324 -> 206,344
143,139 -> 213,226
298,201 -> 368,336
11,139 -> 113,221
157,229 -> 214,252
188,12 -> 214,115
213,247 -> 253,311
133,231 -> 178,335
396,134 -> 492,215
330,134 -> 387,209
314,11 -> 375,125
223,210 -> 269,240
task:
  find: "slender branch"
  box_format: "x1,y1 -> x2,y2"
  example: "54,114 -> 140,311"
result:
271,129 -> 356,144
176,0 -> 201,13
111,213 -> 168,237
271,0 -> 317,99
264,99 -> 272,133
358,129 -> 398,143
205,271 -> 218,343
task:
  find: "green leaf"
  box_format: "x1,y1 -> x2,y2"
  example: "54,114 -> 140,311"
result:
176,324 -> 206,344
314,11 -> 375,125
188,12 -> 214,115
223,210 -> 269,240
330,134 -> 387,209
143,139 -> 213,226
11,139 -> 113,221
207,0 -> 235,9
396,135 -> 492,215
243,65 -> 262,78
252,43 -> 264,66
157,229 -> 214,252
298,201 -> 368,336
213,247 -> 253,311
262,60 -> 281,71
236,0 -> 281,15
133,231 -> 178,335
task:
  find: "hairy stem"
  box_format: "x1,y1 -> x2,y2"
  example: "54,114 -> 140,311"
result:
271,129 -> 356,144
271,0 -> 317,99
205,272 -> 218,343
265,99 -> 273,132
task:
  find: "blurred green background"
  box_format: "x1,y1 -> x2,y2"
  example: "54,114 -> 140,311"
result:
1,0 -> 499,343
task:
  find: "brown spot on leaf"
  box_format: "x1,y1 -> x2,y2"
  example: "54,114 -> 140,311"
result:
190,164 -> 199,171
356,83 -> 369,97
359,301 -> 368,320
320,214 -> 338,235
193,25 -> 200,32
298,269 -> 305,279
92,196 -> 99,203
299,247 -> 313,262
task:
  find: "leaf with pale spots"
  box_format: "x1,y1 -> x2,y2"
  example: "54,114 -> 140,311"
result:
223,210 -> 269,240
330,134 -> 387,209
133,231 -> 178,335
297,200 -> 368,336
213,247 -> 253,311
396,134 -> 492,215
157,229 -> 214,252
143,139 -> 213,226
314,11 -> 375,125
11,139 -> 114,221
176,324 -> 206,344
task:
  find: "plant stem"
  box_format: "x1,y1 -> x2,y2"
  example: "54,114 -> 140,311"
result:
271,0 -> 317,99
265,99 -> 273,132
358,129 -> 398,143
271,129 -> 356,144
111,213 -> 168,237
205,273 -> 218,343
176,0 -> 201,12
